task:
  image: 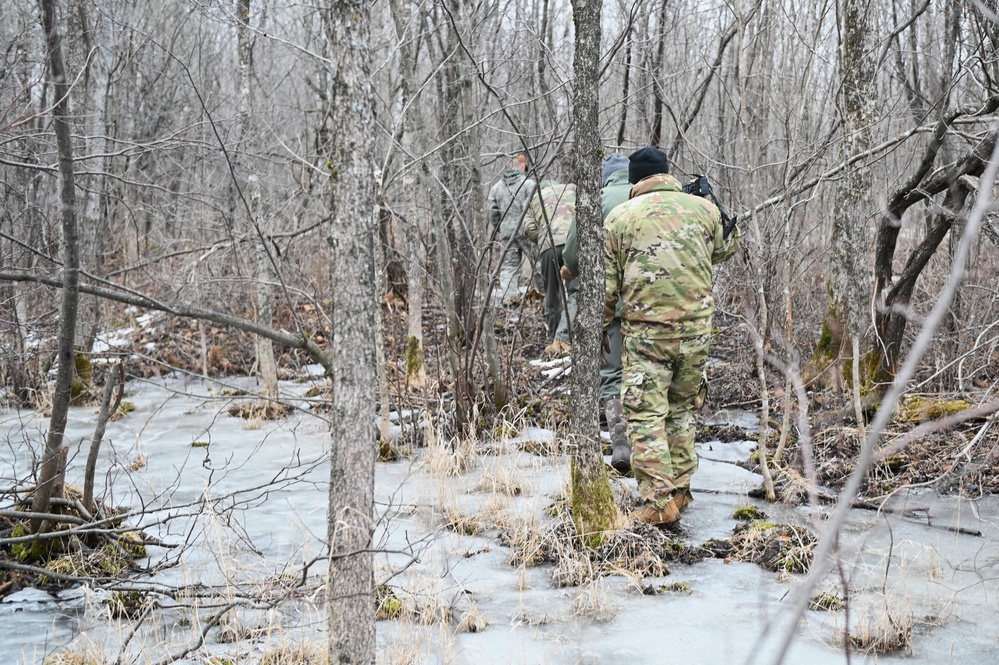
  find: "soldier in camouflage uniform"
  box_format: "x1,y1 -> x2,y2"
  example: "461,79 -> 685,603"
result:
604,146 -> 740,526
526,181 -> 576,350
487,155 -> 536,305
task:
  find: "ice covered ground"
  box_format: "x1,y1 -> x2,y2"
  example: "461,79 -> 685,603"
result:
2,372 -> 998,664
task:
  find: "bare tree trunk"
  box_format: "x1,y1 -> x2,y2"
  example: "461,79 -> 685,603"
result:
388,0 -> 428,390
405,197 -> 428,389
465,106 -> 508,410
813,0 -> 876,390
323,0 -> 378,661
427,5 -> 483,433
83,364 -> 123,514
374,203 -> 393,454
249,176 -> 279,399
67,0 -> 106,355
32,0 -> 81,533
238,0 -> 279,400
735,5 -> 775,502
616,30 -> 632,147
649,0 -> 670,147
569,0 -> 615,546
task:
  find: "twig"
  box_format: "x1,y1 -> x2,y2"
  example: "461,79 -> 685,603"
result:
759,131 -> 999,664
874,399 -> 999,460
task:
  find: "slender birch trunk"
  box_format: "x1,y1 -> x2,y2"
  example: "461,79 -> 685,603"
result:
32,0 -> 81,532
323,0 -> 378,660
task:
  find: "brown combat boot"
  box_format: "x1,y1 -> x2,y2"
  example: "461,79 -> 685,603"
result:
544,339 -> 571,356
604,398 -> 631,474
672,489 -> 693,512
630,497 -> 681,527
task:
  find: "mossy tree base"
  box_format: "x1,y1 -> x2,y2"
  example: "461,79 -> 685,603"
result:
2,491 -> 148,596
896,396 -> 972,424
570,458 -> 617,548
805,316 -> 886,404
405,336 -> 426,389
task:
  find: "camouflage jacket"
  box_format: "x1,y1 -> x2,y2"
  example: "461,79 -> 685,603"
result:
604,174 -> 740,338
487,170 -> 536,239
526,183 -> 576,254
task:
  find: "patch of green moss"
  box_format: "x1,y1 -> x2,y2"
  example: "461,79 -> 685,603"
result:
70,351 -> 93,403
809,592 -> 844,612
118,531 -> 147,558
896,396 -> 972,424
494,423 -> 519,439
667,580 -> 690,592
110,401 -> 136,421
10,522 -> 51,563
40,555 -> 81,585
375,585 -> 404,620
108,590 -> 146,619
706,520 -> 818,575
815,320 -> 835,357
644,580 -> 691,595
569,459 -> 617,548
405,336 -> 425,379
732,505 -> 766,521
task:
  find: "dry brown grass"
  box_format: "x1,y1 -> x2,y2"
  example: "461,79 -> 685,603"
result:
227,399 -> 292,421
848,605 -> 914,655
500,489 -> 707,587
709,520 -> 817,576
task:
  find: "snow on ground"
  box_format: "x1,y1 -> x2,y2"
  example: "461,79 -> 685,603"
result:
2,374 -> 998,664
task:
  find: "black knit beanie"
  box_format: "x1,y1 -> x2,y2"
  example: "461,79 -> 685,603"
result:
628,146 -> 669,184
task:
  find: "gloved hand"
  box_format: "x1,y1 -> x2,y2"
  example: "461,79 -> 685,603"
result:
559,265 -> 575,281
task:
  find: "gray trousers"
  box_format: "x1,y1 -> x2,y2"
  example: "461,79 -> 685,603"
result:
495,234 -> 535,304
601,316 -> 623,401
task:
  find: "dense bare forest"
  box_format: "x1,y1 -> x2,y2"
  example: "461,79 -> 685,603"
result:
2,0 -> 999,663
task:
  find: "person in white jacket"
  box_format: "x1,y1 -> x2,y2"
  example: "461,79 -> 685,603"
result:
486,155 -> 536,305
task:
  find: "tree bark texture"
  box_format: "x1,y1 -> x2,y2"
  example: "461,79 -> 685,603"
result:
388,0 -> 428,390
809,0 -> 878,390
323,0 -> 378,661
237,0 -> 279,400
826,0 -> 876,352
32,0 -> 81,531
569,0 -> 615,546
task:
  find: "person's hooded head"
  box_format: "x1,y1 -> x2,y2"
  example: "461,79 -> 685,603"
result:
628,146 -> 669,184
602,153 -> 629,186
501,154 -> 529,184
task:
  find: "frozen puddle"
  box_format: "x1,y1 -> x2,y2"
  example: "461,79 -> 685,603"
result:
2,377 -> 998,664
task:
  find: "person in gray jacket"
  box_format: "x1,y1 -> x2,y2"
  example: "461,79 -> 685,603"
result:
561,152 -> 630,472
487,155 -> 536,305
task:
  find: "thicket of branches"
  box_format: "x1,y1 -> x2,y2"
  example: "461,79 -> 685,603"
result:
1,0 -> 996,413
2,0 -> 999,661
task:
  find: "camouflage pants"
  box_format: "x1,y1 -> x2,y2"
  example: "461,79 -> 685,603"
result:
621,335 -> 709,506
